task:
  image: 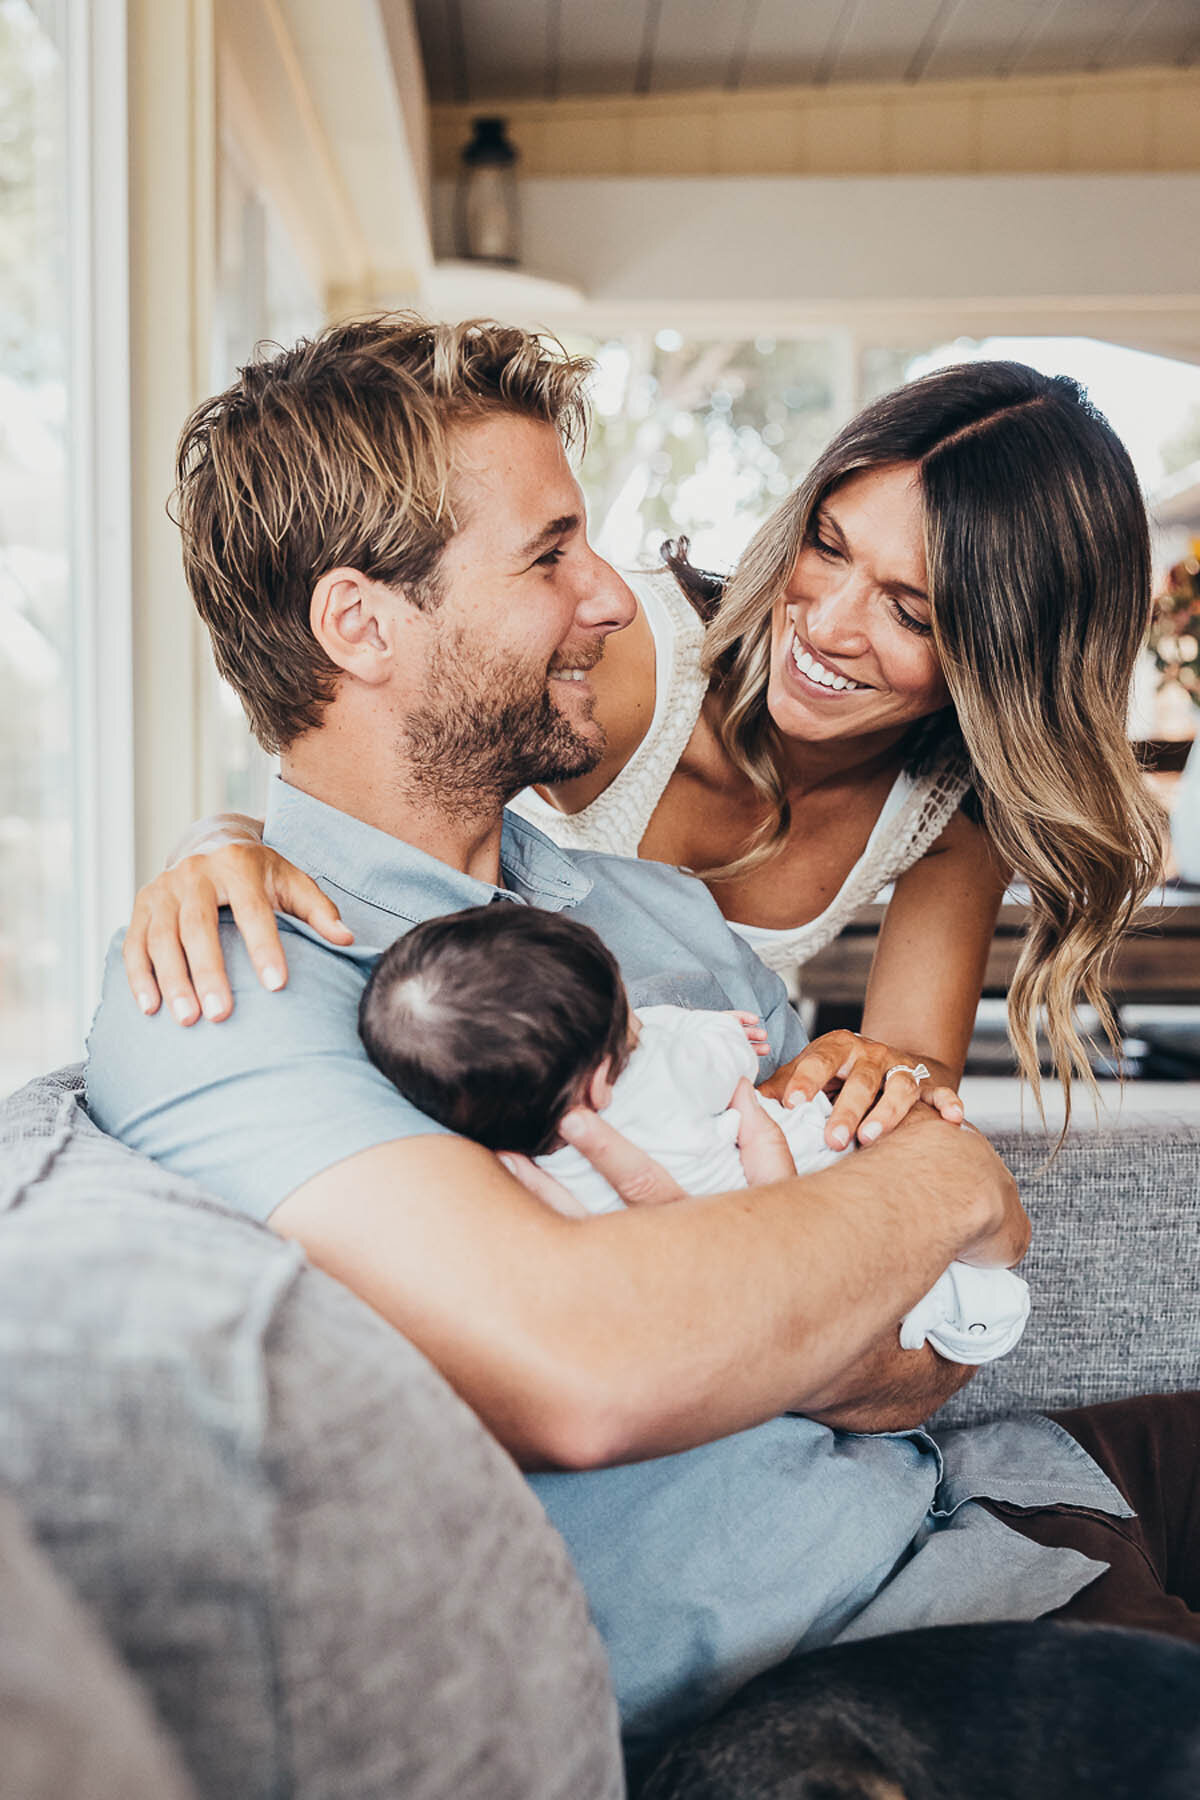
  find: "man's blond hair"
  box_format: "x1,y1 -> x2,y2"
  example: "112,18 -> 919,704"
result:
172,313 -> 594,750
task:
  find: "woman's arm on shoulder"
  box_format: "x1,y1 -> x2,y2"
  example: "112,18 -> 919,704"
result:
123,832 -> 352,1024
861,804 -> 1009,1084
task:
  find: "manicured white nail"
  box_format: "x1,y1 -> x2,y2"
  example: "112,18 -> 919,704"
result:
261,965 -> 284,992
136,991 -> 155,1015
202,993 -> 224,1021
831,1124 -> 851,1148
171,998 -> 196,1024
859,1122 -> 881,1144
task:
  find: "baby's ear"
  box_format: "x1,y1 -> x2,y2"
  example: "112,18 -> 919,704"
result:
586,1057 -> 615,1113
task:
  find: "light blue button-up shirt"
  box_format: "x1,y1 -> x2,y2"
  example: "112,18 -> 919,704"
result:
87,777 -> 1127,1748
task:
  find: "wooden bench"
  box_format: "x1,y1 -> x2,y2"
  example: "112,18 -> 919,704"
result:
803,888 -> 1200,1033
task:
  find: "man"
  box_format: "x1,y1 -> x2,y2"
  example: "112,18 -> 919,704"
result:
87,315 -> 1198,1747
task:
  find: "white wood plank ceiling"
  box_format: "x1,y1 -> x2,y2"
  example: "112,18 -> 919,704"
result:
414,0 -> 1200,103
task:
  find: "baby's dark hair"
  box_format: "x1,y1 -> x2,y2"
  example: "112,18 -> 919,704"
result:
359,904 -> 633,1156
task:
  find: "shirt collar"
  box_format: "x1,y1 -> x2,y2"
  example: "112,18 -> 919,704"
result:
262,775 -> 592,924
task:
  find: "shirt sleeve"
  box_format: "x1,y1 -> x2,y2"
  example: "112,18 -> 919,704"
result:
724,934 -> 808,1071
85,919 -> 454,1224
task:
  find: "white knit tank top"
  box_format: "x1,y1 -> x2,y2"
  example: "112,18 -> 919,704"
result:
508,569 -> 969,980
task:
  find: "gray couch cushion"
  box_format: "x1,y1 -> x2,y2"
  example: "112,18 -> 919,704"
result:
0,1069 -> 623,1800
0,1488 -> 197,1800
937,1124 -> 1200,1426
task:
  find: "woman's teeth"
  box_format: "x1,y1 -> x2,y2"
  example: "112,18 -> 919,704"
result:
790,636 -> 866,692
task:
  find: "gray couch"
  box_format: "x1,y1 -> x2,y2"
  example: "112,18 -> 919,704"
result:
0,1067 -> 1197,1799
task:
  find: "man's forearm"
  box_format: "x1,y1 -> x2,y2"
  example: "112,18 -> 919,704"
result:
275,1111 -> 1023,1470
803,1336 -> 975,1433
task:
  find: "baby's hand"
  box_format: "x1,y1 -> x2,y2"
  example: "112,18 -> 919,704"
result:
728,1011 -> 770,1057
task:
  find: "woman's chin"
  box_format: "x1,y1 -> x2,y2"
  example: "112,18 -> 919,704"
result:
767,672 -> 870,743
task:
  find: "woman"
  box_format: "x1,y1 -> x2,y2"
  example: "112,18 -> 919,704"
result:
125,361 -> 1165,1145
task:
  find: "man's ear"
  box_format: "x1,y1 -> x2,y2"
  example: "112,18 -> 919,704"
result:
310,567 -> 410,685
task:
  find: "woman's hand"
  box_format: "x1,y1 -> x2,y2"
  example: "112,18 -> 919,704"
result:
759,1029 -> 965,1152
122,842 -> 353,1025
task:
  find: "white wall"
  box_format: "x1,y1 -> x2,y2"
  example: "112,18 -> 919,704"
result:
433,172 -> 1200,357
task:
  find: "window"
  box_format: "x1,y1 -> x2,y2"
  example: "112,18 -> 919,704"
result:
0,1 -> 79,1091
199,130 -> 325,819
0,0 -> 132,1096
570,328 -> 855,575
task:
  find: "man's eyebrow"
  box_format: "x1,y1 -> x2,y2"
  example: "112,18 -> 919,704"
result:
515,514 -> 580,561
817,505 -> 928,604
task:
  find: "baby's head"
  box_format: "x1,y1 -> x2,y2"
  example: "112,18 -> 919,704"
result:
359,904 -> 635,1155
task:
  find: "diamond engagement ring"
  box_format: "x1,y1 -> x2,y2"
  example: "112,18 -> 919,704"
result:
883,1061 -> 931,1086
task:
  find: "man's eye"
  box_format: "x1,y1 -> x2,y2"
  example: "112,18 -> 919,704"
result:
535,547 -> 565,568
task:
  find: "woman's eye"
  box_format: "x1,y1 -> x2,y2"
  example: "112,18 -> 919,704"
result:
811,535 -> 842,561
890,598 -> 933,636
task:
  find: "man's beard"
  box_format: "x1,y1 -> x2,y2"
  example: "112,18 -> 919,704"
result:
401,627 -> 605,810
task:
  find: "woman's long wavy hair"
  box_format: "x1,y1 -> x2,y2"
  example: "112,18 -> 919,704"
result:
695,361 -> 1167,1127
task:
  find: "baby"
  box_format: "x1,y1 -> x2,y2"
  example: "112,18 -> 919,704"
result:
359,905 -> 1029,1365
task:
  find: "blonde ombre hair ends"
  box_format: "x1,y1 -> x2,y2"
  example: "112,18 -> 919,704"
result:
702,362 -> 1166,1126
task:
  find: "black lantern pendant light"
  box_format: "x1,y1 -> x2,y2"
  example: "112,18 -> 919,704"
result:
455,117 -> 520,266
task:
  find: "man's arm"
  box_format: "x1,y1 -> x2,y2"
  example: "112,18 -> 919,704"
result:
272,1105 -> 1025,1470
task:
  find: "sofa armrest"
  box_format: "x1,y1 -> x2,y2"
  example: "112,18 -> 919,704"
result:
934,1123 -> 1200,1426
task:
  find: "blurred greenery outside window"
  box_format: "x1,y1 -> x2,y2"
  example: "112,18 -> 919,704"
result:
0,0 -> 74,1093
563,328 -> 855,576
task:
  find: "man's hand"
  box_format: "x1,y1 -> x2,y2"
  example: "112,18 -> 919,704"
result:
512,1077 -> 794,1213
944,1118 -> 1030,1271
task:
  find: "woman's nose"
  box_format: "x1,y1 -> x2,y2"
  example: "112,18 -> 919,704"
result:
806,577 -> 871,654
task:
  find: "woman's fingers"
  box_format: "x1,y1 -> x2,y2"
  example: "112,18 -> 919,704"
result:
121,894 -> 163,1016
925,1083 -> 965,1125
558,1108 -> 687,1207
144,906 -> 203,1026
856,1075 -> 965,1146
268,864 -> 354,947
826,1061 -> 898,1149
769,1030 -> 953,1150
176,888 -> 241,1020
853,1069 -> 925,1145
728,1078 -> 795,1185
220,886 -> 291,1000
764,1030 -> 858,1107
121,843 -> 349,1022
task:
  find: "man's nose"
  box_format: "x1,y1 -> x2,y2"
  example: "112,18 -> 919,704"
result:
577,551 -> 637,635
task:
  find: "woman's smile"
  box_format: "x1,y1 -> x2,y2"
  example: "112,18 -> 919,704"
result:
787,633 -> 872,695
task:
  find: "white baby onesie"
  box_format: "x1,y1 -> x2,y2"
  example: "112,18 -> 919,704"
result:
538,1007 -> 1030,1365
